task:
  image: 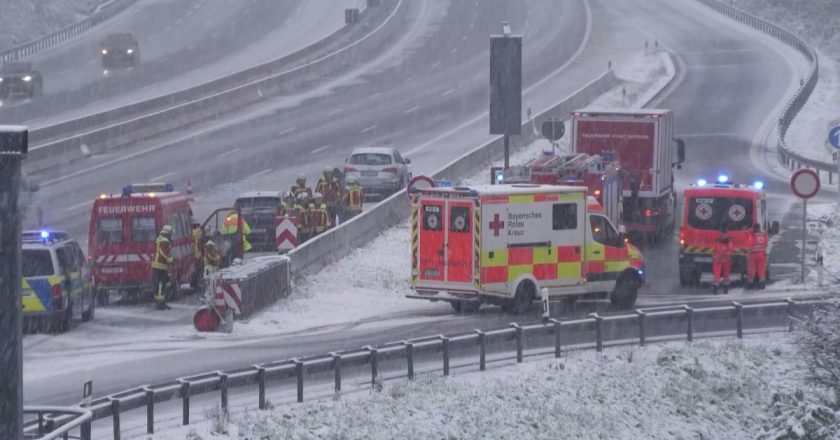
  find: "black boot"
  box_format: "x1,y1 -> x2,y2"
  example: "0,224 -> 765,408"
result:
723,285 -> 729,294
712,285 -> 718,295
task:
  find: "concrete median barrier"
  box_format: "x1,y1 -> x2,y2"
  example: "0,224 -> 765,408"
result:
216,255 -> 291,319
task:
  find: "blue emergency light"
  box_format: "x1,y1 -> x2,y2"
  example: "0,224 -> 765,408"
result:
753,180 -> 765,190
40,230 -> 49,239
122,182 -> 174,196
717,174 -> 729,184
696,178 -> 707,187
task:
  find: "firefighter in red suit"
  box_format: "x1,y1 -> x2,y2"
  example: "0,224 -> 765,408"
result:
746,223 -> 768,289
712,228 -> 734,294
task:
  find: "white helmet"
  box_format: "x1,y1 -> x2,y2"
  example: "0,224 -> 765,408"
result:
160,225 -> 173,235
297,174 -> 306,181
314,192 -> 323,199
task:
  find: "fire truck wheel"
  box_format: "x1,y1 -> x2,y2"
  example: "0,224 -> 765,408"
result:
96,289 -> 110,306
508,281 -> 536,315
611,275 -> 638,309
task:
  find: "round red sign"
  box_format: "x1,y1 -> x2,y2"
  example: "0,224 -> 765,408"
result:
790,169 -> 820,199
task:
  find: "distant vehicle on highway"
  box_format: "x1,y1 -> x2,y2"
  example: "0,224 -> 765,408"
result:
234,192 -> 283,252
101,33 -> 140,70
21,230 -> 95,333
0,62 -> 43,100
343,147 -> 411,199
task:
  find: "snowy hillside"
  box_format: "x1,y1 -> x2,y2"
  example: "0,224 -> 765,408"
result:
154,337 -> 840,439
0,0 -> 108,50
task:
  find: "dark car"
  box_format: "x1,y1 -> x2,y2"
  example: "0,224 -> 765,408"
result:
235,192 -> 283,252
101,33 -> 140,70
0,62 -> 43,100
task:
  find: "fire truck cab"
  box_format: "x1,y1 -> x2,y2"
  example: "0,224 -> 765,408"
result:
409,184 -> 645,313
678,178 -> 779,287
88,183 -> 199,304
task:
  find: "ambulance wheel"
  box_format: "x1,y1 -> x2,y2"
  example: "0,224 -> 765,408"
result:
96,289 -> 110,306
611,275 -> 638,309
450,301 -> 480,314
509,281 -> 535,315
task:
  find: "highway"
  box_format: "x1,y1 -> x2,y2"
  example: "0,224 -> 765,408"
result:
21,0 -> 814,418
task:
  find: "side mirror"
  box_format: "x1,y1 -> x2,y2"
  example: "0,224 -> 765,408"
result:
404,158 -> 411,164
675,138 -> 686,169
769,221 -> 780,236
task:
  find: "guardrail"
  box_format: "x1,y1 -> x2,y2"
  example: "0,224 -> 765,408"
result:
33,299 -> 818,439
0,0 -> 138,63
24,0 -> 406,173
22,406 -> 92,440
693,0 -> 830,179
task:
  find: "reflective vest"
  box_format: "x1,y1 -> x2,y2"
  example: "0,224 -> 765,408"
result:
222,214 -> 253,252
291,184 -> 312,199
747,232 -> 768,254
316,177 -> 333,201
152,235 -> 173,271
713,237 -> 734,263
192,227 -> 203,259
310,202 -> 330,233
345,185 -> 363,212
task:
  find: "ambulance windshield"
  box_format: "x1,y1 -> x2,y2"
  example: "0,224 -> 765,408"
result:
687,197 -> 753,231
22,249 -> 54,277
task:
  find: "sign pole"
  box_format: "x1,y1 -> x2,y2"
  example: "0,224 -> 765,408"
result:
790,168 -> 820,285
504,134 -> 510,169
801,198 -> 807,283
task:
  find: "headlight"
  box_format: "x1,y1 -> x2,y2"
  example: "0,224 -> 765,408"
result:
126,49 -> 133,54
0,77 -> 3,82
23,75 -> 32,82
101,49 -> 108,55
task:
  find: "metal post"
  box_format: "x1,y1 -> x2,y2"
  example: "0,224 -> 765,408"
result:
111,399 -> 121,440
733,302 -> 743,339
331,354 -> 342,392
367,348 -> 378,385
684,306 -> 694,342
0,127 -> 25,440
145,388 -> 154,434
511,323 -> 523,363
636,310 -> 646,347
786,299 -> 796,332
404,343 -> 414,380
180,381 -> 190,425
257,367 -> 266,410
476,330 -> 486,371
294,359 -> 304,403
590,313 -> 603,352
219,373 -> 228,413
504,135 -> 510,169
441,336 -> 450,376
549,319 -> 562,358
801,199 -> 807,283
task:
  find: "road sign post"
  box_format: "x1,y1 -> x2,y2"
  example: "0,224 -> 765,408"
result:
489,23 -> 522,170
829,126 -> 840,193
791,169 -> 820,284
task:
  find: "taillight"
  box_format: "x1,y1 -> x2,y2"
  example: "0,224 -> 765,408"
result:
383,167 -> 398,174
679,230 -> 686,246
644,209 -> 652,217
51,284 -> 62,308
344,166 -> 357,173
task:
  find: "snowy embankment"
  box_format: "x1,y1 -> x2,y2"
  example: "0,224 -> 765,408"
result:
155,337 -> 837,440
730,0 -> 840,163
0,0 -> 108,50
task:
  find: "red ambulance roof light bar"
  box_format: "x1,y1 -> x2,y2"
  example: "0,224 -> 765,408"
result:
122,183 -> 174,197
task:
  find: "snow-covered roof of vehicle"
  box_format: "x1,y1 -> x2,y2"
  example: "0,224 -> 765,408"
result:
574,108 -> 673,116
102,33 -> 136,46
420,184 -> 586,197
350,146 -> 396,155
0,125 -> 27,133
238,191 -> 282,199
0,62 -> 33,74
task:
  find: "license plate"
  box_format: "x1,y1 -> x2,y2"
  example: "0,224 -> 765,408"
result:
694,257 -> 712,263
100,267 -> 124,274
361,171 -> 378,177
251,228 -> 267,233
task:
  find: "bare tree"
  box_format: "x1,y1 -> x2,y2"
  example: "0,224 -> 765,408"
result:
798,300 -> 840,409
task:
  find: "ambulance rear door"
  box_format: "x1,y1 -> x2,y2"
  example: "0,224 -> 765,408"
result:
417,196 -> 475,289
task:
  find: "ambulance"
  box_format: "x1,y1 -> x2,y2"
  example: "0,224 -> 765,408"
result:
678,177 -> 779,287
409,184 -> 645,313
88,183 -> 199,304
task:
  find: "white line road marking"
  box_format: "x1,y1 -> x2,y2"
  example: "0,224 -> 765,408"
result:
361,125 -> 377,133
472,73 -> 483,81
151,172 -> 174,181
327,108 -> 343,116
218,148 -> 241,159
431,61 -> 440,68
450,47 -> 458,53
404,106 -> 420,114
66,200 -> 92,212
276,126 -> 296,136
441,88 -> 454,97
251,168 -> 273,179
310,145 -> 331,155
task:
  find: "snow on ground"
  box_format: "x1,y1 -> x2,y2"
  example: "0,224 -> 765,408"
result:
729,0 -> 840,163
152,336 -> 819,440
0,0 -> 108,50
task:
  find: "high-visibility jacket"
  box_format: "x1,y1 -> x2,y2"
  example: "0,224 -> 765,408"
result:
222,214 -> 253,252
152,235 -> 174,271
291,184 -> 312,199
316,177 -> 333,201
191,226 -> 203,259
713,237 -> 734,263
309,202 -> 331,234
293,204 -> 309,233
746,232 -> 768,254
344,184 -> 363,212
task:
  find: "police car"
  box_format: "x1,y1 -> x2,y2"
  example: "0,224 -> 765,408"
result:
21,230 -> 95,333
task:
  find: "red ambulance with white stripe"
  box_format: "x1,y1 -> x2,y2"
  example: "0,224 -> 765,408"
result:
88,183 -> 199,304
408,184 -> 645,314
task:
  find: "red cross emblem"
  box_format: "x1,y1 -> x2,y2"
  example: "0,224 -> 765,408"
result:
489,213 -> 505,236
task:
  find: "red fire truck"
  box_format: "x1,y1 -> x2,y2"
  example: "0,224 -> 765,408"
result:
570,109 -> 685,244
88,183 -> 199,304
494,151 -> 623,229
678,178 -> 779,287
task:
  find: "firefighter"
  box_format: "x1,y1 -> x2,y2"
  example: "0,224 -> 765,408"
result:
310,192 -> 331,237
277,191 -> 295,217
712,227 -> 734,294
746,223 -> 769,289
343,177 -> 364,220
203,240 -> 223,276
291,174 -> 312,199
191,219 -> 203,287
222,212 -> 252,265
296,193 -> 312,243
152,225 -> 174,310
